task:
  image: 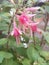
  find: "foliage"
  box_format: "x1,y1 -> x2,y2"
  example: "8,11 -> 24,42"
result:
0,0 -> 49,65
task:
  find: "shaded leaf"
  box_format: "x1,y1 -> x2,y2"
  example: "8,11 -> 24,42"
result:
16,47 -> 27,57
1,59 -> 18,65
0,38 -> 7,45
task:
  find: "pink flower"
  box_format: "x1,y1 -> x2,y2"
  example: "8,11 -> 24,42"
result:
28,22 -> 43,38
16,13 -> 30,27
16,7 -> 41,34
29,22 -> 39,32
11,21 -> 22,38
16,13 -> 36,26
11,27 -> 22,38
29,22 -> 43,34
11,21 -> 22,44
30,24 -> 37,32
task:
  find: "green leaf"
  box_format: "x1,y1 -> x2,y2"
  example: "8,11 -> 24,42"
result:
22,59 -> 30,65
0,12 -> 11,23
2,1 -> 14,8
33,57 -> 47,65
37,57 -> 46,63
0,25 -> 8,31
4,52 -> 13,59
44,6 -> 49,13
0,51 -> 13,63
0,51 -> 13,59
16,47 -> 27,57
0,38 -> 7,45
43,32 -> 49,44
0,12 -> 10,31
22,34 -> 29,43
40,51 -> 49,61
0,52 -> 5,63
45,2 -> 49,6
8,36 -> 16,47
33,61 -> 47,65
0,56 -> 4,63
27,47 -> 40,61
27,0 -> 32,7
46,26 -> 49,30
0,12 -> 11,17
33,0 -> 38,3
1,59 -> 18,65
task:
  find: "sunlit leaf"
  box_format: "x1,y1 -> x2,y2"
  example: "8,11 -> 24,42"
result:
0,51 -> 13,63
27,47 -> 40,61
22,58 -> 30,65
40,51 -> 49,61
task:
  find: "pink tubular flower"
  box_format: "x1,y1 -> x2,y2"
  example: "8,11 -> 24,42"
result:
29,22 -> 43,34
30,24 -> 37,32
29,22 -> 43,37
11,21 -> 22,37
19,14 -> 29,25
29,22 -> 39,32
11,27 -> 22,38
16,13 -> 35,33
16,13 -> 36,26
16,7 -> 42,35
11,21 -> 22,44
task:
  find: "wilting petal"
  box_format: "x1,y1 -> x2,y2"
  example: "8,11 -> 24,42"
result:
25,7 -> 40,12
34,17 -> 44,22
37,28 -> 43,34
10,0 -> 15,5
29,22 -> 39,25
27,14 -> 36,17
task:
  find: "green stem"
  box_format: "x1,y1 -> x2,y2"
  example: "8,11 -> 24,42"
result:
40,12 -> 49,46
33,32 -> 36,45
6,15 -> 15,50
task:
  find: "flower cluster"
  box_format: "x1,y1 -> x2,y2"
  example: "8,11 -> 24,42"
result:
11,7 -> 42,44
